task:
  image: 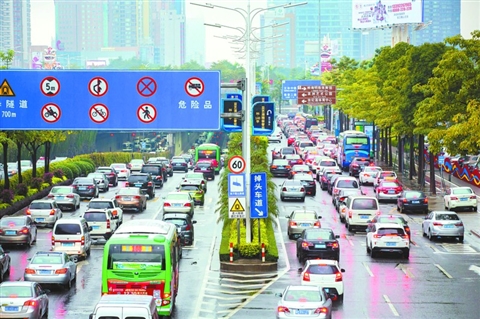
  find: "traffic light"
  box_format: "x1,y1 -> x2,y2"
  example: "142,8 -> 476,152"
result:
132,133 -> 136,137
110,133 -> 114,137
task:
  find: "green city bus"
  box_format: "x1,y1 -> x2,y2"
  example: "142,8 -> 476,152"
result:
101,219 -> 181,317
195,143 -> 221,175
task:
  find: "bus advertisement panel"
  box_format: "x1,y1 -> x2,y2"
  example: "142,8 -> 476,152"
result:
337,131 -> 370,170
195,143 -> 221,174
102,220 -> 180,317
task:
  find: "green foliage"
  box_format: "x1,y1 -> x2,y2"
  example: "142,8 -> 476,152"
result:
27,189 -> 38,196
15,183 -> 28,196
52,177 -> 63,184
43,172 -> 54,185
12,195 -> 25,203
238,243 -> 261,258
40,183 -> 50,190
0,49 -> 14,68
0,203 -> 9,210
31,178 -> 43,190
0,189 -> 14,204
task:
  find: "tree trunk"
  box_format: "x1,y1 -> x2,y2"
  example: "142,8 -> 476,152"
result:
339,111 -> 344,133
2,142 -> 9,190
388,127 -> 392,166
45,142 -> 51,173
16,142 -> 23,184
409,135 -> 415,180
382,129 -> 387,163
372,122 -> 376,160
398,135 -> 403,172
418,135 -> 425,187
429,151 -> 436,195
32,147 -> 38,178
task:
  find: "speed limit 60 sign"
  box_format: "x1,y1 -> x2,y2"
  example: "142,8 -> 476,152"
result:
228,155 -> 246,174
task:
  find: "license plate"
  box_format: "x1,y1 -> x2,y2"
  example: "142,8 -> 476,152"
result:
444,224 -> 454,228
5,306 -> 19,311
360,215 -> 370,219
301,223 -> 310,227
92,226 -> 100,230
79,187 -> 86,190
123,197 -> 131,201
412,200 -> 420,204
315,244 -> 326,249
62,242 -> 74,247
5,230 -> 16,235
135,184 -> 142,187
388,190 -> 395,194
173,203 -> 182,207
38,269 -> 51,275
295,309 -> 309,315
36,218 -> 45,222
460,198 -> 468,201
278,166 -> 284,169
386,242 -> 396,247
57,196 -> 64,200
176,163 -> 181,166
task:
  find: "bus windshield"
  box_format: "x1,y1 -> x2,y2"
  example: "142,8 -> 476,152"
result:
198,149 -> 217,159
346,136 -> 369,145
108,244 -> 165,271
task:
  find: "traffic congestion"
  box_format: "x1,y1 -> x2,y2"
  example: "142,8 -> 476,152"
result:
0,113 -> 480,318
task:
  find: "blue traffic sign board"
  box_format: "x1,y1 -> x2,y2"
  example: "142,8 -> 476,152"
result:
227,93 -> 242,100
250,172 -> 268,218
228,173 -> 246,197
0,70 -> 220,130
281,80 -> 321,100
252,102 -> 275,136
252,95 -> 269,104
438,155 -> 445,165
221,99 -> 242,133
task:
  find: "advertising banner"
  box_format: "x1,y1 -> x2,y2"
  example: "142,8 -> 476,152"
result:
352,0 -> 423,29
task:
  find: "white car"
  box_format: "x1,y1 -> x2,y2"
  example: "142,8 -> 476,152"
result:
87,198 -> 124,225
110,163 -> 131,180
359,166 -> 382,185
366,223 -> 410,259
343,196 -> 380,232
128,159 -> 144,172
301,259 -> 345,302
267,132 -> 282,143
444,187 -> 477,211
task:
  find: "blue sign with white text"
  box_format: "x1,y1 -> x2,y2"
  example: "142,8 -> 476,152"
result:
228,173 -> 246,197
226,93 -> 242,100
221,99 -> 242,133
252,102 -> 275,136
252,95 -> 269,104
282,80 -> 321,100
0,70 -> 220,130
250,172 -> 268,218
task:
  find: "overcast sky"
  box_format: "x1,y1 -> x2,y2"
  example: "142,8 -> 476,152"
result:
31,0 -> 268,64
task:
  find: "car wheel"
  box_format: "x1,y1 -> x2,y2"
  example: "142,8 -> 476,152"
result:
428,229 -> 433,241
370,247 -> 376,258
86,247 -> 91,257
115,180 -> 118,187
472,206 -> 477,212
169,172 -> 173,177
404,250 -> 410,259
64,276 -> 72,289
396,205 -> 400,212
366,241 -> 371,253
25,236 -> 32,248
288,232 -> 292,240
338,294 -> 344,303
347,224 -> 353,232
422,227 -> 426,237
280,195 -> 285,202
301,197 -> 305,202
459,236 -> 464,242
76,201 -> 80,210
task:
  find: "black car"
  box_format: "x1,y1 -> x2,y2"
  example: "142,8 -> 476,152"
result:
193,162 -> 215,181
319,170 -> 342,190
162,213 -> 196,246
293,173 -> 316,196
127,173 -> 155,199
96,166 -> 118,186
158,159 -> 174,177
397,190 -> 429,214
0,245 -> 11,282
296,228 -> 340,263
71,177 -> 99,199
140,164 -> 165,187
349,157 -> 371,177
269,159 -> 291,177
171,157 -> 188,172
327,174 -> 342,195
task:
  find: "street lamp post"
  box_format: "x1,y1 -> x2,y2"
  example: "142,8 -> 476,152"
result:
192,1 -> 307,243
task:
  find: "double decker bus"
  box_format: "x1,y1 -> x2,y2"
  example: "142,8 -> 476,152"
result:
195,143 -> 221,175
336,130 -> 371,171
101,220 -> 181,317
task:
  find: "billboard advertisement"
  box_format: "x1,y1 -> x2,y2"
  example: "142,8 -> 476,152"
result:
352,0 -> 423,29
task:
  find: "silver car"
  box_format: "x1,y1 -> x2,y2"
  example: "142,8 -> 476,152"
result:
47,186 -> 81,211
163,192 -> 195,216
0,281 -> 49,319
110,163 -> 131,180
87,172 -> 109,192
286,210 -> 322,239
24,251 -> 77,289
422,211 -> 465,242
27,200 -> 62,227
280,180 -> 306,202
276,285 -> 333,319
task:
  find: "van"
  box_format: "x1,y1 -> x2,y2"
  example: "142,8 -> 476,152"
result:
342,196 -> 380,231
51,218 -> 92,259
141,163 -> 166,187
89,294 -> 159,319
332,176 -> 361,206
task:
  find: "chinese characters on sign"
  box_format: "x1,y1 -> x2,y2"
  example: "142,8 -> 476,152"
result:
250,172 -> 268,219
296,85 -> 337,105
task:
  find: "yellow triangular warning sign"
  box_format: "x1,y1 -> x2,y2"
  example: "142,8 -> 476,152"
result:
230,198 -> 245,212
0,79 -> 15,97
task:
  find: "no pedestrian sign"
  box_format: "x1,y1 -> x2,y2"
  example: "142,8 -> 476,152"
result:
137,104 -> 157,123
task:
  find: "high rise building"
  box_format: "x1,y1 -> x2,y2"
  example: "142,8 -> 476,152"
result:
54,0 -> 186,66
0,0 -> 31,68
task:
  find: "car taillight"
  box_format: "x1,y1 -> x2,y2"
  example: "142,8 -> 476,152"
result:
134,196 -> 141,200
455,222 -> 464,227
424,198 -> 429,203
348,210 -> 353,218
55,268 -> 68,274
156,176 -> 162,180
470,196 -> 477,199
289,221 -> 297,226
396,187 -> 402,192
352,163 -> 359,167
185,224 -> 191,231
314,307 -> 328,314
21,227 -> 29,234
403,198 -> 407,203
291,172 -> 297,175
451,196 -> 458,200
51,236 -> 55,246
333,189 -> 339,194
184,203 -> 192,207
148,182 -> 153,186
335,272 -> 343,282
373,234 -> 383,238
164,202 -> 171,207
121,169 -> 127,173
402,234 -> 409,240
112,210 -> 118,216
300,187 -> 305,192
282,187 -> 287,191
71,185 -> 77,189
433,222 -> 442,226
301,241 -> 312,248
67,194 -> 74,198
88,185 -> 94,189
313,221 -> 321,227
298,160 -> 304,164
50,209 -> 55,216
23,300 -> 37,307
277,306 -> 290,313
302,271 -> 310,281
26,209 -> 31,215
271,165 -> 277,169
81,236 -> 85,245
25,268 -> 36,274
115,195 -> 121,200
286,165 -> 291,170
47,194 -> 54,198
106,220 -> 111,229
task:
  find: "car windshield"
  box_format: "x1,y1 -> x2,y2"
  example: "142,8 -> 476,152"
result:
180,185 -> 200,191
381,172 -> 396,178
51,187 -> 73,194
307,264 -> 337,274
0,286 -> 32,298
377,228 -> 405,236
75,178 -> 93,184
31,255 -> 63,264
405,192 -> 424,199
130,160 -> 144,164
320,161 -> 336,166
377,216 -> 406,224
197,163 -> 211,169
83,212 -> 107,221
129,175 -> 147,182
54,223 -> 81,235
111,164 -> 126,169
452,188 -> 473,195
172,159 -> 185,163
166,193 -> 189,200
436,214 -> 460,221
88,173 -> 104,179
382,182 -> 398,188
284,289 -> 322,302
117,188 -> 139,195
97,169 -> 111,173
89,201 -> 113,209
30,202 -> 52,209
337,180 -> 358,188
352,199 -> 378,210
142,167 -> 161,174
293,212 -> 316,220
0,218 -> 25,227
282,148 -> 295,154
305,231 -> 333,240
293,165 -> 310,171
164,218 -> 187,226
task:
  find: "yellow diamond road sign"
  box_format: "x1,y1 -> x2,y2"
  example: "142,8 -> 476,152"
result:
228,197 -> 246,219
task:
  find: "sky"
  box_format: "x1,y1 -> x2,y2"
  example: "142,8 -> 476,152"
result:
30,0 -> 268,64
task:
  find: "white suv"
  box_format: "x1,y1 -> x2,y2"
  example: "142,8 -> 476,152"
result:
366,223 -> 410,259
342,196 -> 380,232
80,209 -> 119,240
300,259 -> 345,302
444,187 -> 477,211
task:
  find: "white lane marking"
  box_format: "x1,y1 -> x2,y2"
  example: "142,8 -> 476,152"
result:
347,237 -> 354,246
434,264 -> 453,279
395,263 -> 414,278
468,265 -> 480,276
383,294 -> 400,316
362,262 -> 374,277
152,206 -> 163,220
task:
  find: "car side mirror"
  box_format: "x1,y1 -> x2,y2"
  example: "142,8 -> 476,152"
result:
341,268 -> 345,273
70,256 -> 78,263
275,292 -> 283,297
335,235 -> 340,239
89,315 -> 94,319
88,226 -> 93,231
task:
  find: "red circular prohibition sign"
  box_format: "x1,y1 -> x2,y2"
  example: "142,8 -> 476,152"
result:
137,77 -> 157,97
